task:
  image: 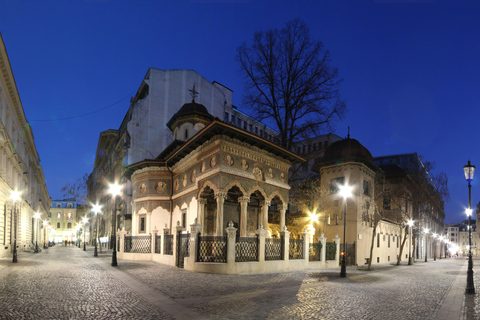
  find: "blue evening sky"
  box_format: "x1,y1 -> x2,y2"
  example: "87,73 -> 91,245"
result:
1,0 -> 479,223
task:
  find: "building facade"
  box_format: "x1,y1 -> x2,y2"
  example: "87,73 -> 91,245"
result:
49,198 -> 82,244
0,33 -> 51,258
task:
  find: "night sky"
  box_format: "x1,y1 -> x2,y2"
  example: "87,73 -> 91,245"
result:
1,0 -> 479,223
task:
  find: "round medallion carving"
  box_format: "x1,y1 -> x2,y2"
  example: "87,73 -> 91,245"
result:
139,183 -> 146,194
253,167 -> 263,181
155,181 -> 167,194
280,172 -> 286,182
190,169 -> 197,183
201,161 -> 206,172
174,179 -> 180,191
210,155 -> 217,168
268,168 -> 274,178
226,155 -> 234,166
182,174 -> 187,187
241,159 -> 249,170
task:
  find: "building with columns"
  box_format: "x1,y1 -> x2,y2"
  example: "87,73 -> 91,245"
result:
0,33 -> 51,258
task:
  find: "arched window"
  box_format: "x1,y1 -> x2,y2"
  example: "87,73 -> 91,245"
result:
57,222 -> 60,229
67,222 -> 72,229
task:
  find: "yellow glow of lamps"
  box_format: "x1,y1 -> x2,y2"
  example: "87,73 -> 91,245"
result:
339,185 -> 353,199
407,220 -> 414,227
424,228 -> 429,234
34,212 -> 40,219
11,190 -> 20,202
109,183 -> 122,197
92,204 -> 101,214
464,161 -> 475,182
466,208 -> 473,216
82,217 -> 88,224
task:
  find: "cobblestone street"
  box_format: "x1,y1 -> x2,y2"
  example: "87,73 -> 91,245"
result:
0,246 -> 476,319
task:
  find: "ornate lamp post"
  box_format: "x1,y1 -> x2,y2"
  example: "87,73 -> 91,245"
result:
439,236 -> 443,259
82,217 -> 88,251
34,212 -> 40,253
339,184 -> 352,278
433,233 -> 437,261
92,204 -> 101,257
408,220 -> 414,265
108,183 -> 122,267
43,221 -> 48,249
464,160 -> 475,294
11,190 -> 20,263
424,228 -> 429,262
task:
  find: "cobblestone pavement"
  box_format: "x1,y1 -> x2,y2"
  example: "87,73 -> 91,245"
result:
0,246 -> 473,319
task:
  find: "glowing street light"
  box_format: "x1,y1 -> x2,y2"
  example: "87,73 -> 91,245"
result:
339,184 -> 352,278
464,160 -> 475,294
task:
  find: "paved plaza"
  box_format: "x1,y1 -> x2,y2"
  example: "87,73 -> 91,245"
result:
0,246 -> 478,319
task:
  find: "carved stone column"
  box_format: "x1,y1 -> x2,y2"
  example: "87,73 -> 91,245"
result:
198,198 -> 208,236
260,201 -> 271,232
146,211 -> 152,234
280,203 -> 288,231
238,196 -> 250,237
215,192 -> 227,236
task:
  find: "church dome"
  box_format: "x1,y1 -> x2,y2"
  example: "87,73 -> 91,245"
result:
314,136 -> 376,171
166,101 -> 214,131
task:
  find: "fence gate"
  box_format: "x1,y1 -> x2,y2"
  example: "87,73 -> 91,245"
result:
176,232 -> 190,268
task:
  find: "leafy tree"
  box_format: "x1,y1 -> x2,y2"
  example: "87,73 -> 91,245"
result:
61,173 -> 88,203
236,18 -> 346,150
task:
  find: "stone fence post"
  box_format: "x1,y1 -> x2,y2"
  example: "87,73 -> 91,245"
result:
117,227 -> 127,256
301,229 -> 310,262
256,224 -> 268,263
188,219 -> 202,268
162,224 -> 169,255
226,221 -> 237,265
174,221 -> 184,263
334,234 -> 341,266
280,226 -> 290,261
319,233 -> 327,264
151,226 -> 158,254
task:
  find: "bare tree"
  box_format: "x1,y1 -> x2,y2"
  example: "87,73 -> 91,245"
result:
61,173 -> 88,203
236,18 -> 346,150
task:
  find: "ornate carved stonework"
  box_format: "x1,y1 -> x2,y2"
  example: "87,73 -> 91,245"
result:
280,172 -> 286,182
268,168 -> 274,178
174,179 -> 180,191
253,167 -> 263,181
201,161 -> 206,172
139,183 -> 146,194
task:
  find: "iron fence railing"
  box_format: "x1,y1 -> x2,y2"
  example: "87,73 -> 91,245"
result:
155,235 -> 161,254
124,235 -> 151,253
235,236 -> 258,262
326,242 -> 337,261
309,242 -> 322,261
164,234 -> 174,255
289,238 -> 304,259
197,236 -> 227,263
265,237 -> 283,260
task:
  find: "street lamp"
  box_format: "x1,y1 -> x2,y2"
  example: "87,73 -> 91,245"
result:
82,217 -> 88,251
433,233 -> 437,261
43,221 -> 48,249
424,228 -> 429,262
339,184 -> 352,278
11,190 -> 20,263
464,160 -> 475,294
439,236 -> 443,259
92,204 -> 101,257
408,220 -> 414,265
108,183 -> 122,267
34,212 -> 40,253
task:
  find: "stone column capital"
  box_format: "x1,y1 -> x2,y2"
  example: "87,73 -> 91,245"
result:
238,196 -> 250,204
198,198 -> 208,205
281,204 -> 289,211
260,200 -> 271,207
214,192 -> 228,200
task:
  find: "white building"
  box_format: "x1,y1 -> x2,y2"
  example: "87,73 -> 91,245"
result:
0,33 -> 51,257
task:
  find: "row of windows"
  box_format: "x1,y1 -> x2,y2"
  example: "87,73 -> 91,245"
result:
296,141 -> 329,154
56,222 -> 73,229
377,234 -> 400,248
224,112 -> 274,141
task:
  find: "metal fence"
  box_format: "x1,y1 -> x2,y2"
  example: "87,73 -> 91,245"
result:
235,236 -> 258,262
164,234 -> 174,255
124,235 -> 151,253
155,235 -> 161,254
197,236 -> 227,263
326,242 -> 337,261
309,242 -> 322,261
265,237 -> 283,260
289,238 -> 304,259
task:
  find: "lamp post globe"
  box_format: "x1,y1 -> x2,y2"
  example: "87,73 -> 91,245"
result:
339,184 -> 352,278
464,160 -> 475,294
